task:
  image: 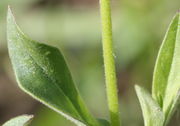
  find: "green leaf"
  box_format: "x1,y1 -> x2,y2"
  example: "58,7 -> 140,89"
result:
98,119 -> 110,126
7,7 -> 100,126
3,115 -> 33,126
135,85 -> 164,126
164,89 -> 180,125
152,12 -> 180,120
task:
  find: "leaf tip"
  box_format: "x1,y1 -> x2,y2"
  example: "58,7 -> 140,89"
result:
173,10 -> 180,22
17,114 -> 34,124
7,5 -> 13,18
2,114 -> 34,126
7,5 -> 17,27
26,114 -> 34,119
7,5 -> 11,11
134,84 -> 140,92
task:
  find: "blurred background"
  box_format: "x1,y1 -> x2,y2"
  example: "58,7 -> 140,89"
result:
0,0 -> 179,126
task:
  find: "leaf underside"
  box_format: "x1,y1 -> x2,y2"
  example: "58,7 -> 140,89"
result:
7,7 -> 101,126
152,12 -> 180,121
135,85 -> 164,126
2,115 -> 33,126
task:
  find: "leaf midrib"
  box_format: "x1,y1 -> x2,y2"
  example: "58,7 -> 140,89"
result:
16,31 -> 85,123
163,13 -> 180,119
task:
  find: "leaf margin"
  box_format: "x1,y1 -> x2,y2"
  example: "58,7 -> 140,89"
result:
7,6 -> 100,126
135,85 -> 165,126
2,115 -> 33,126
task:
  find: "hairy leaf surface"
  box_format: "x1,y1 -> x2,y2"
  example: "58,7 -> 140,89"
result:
7,7 -> 100,126
135,85 -> 164,126
3,115 -> 33,126
152,12 -> 180,120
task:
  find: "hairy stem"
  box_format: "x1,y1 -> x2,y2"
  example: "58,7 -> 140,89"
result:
99,0 -> 120,126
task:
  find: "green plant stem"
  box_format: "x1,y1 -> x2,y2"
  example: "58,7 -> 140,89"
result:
99,0 -> 120,126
